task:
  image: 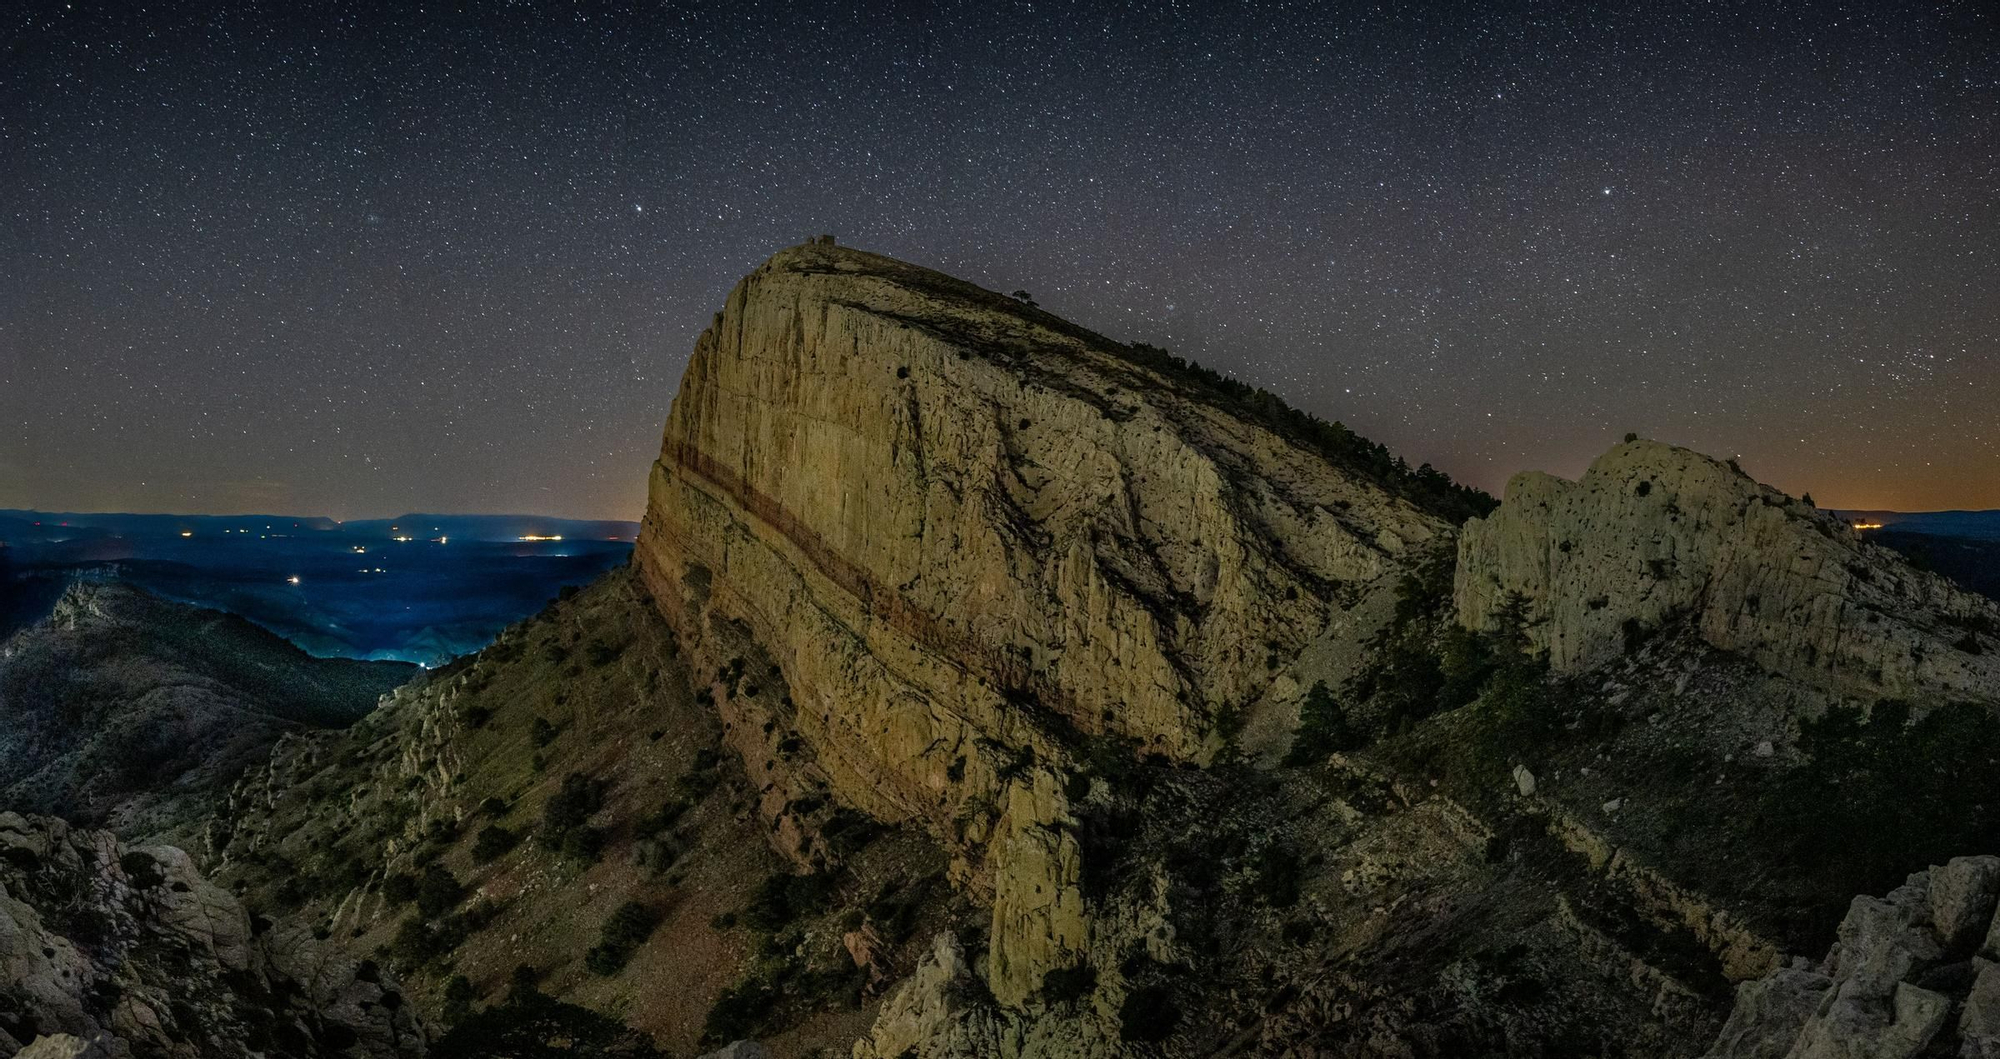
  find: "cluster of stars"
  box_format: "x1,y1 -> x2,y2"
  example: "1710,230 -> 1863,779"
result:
1,0 -> 1995,518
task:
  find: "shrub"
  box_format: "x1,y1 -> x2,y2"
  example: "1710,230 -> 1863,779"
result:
702,977 -> 778,1044
472,825 -> 520,864
1620,617 -> 1651,655
380,872 -> 418,906
1040,963 -> 1098,1005
442,973 -> 475,1024
530,717 -> 557,747
1435,625 -> 1496,710
119,850 -> 165,889
634,798 -> 691,840
821,808 -> 882,858
389,917 -> 433,968
1284,682 -> 1362,765
415,865 -> 465,918
541,772 -> 602,839
1253,843 -> 1304,908
584,901 -> 661,976
1118,983 -> 1182,1042
560,826 -> 607,863
741,870 -> 832,933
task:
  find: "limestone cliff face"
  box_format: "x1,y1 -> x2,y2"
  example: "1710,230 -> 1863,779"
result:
635,240 -> 1449,833
1457,440 -> 2000,705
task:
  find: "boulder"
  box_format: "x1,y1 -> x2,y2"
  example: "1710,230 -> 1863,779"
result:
1704,965 -> 1831,1059
1930,856 -> 2000,951
1706,860 -> 2000,1059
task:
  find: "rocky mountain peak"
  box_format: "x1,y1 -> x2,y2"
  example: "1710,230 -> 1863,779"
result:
1456,438 -> 2000,704
636,240 -> 1457,812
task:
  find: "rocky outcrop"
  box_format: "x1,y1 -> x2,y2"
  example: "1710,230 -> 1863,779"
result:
1457,440 -> 2000,705
634,241 -> 1460,1018
635,240 -> 1456,828
0,811 -> 424,1058
1705,856 -> 2000,1059
984,771 -> 1088,1007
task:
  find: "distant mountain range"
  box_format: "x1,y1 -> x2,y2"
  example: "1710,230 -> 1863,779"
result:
1,509 -> 639,543
1835,508 -> 2000,539
1829,509 -> 2000,602
0,508 -> 638,663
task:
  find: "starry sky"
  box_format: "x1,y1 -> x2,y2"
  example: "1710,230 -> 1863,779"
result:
3,1 -> 1996,521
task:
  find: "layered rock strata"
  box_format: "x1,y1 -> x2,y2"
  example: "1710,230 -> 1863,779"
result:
638,243 -> 1449,818
634,240 -> 1456,1008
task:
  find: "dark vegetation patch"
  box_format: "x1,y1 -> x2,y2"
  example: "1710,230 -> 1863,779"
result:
584,900 -> 660,976
432,980 -> 660,1058
1743,699 -> 2000,940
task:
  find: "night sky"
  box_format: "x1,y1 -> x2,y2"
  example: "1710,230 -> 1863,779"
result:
4,1 -> 1996,521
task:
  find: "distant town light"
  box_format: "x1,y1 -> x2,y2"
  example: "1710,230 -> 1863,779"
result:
1852,521 -> 1883,531
286,575 -> 301,584
518,534 -> 564,542
180,530 -> 193,537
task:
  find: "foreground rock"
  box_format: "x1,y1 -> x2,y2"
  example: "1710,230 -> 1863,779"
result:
1706,855 -> 2000,1059
0,811 -> 424,1058
90,244 -> 2000,1057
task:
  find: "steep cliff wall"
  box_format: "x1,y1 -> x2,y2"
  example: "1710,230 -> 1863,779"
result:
1456,440 -> 2000,705
635,240 -> 1451,837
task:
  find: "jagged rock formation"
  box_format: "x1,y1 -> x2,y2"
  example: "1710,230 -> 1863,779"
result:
0,583 -> 413,844
1457,440 -> 2000,706
0,811 -> 423,1058
1706,855 -> 2000,1058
